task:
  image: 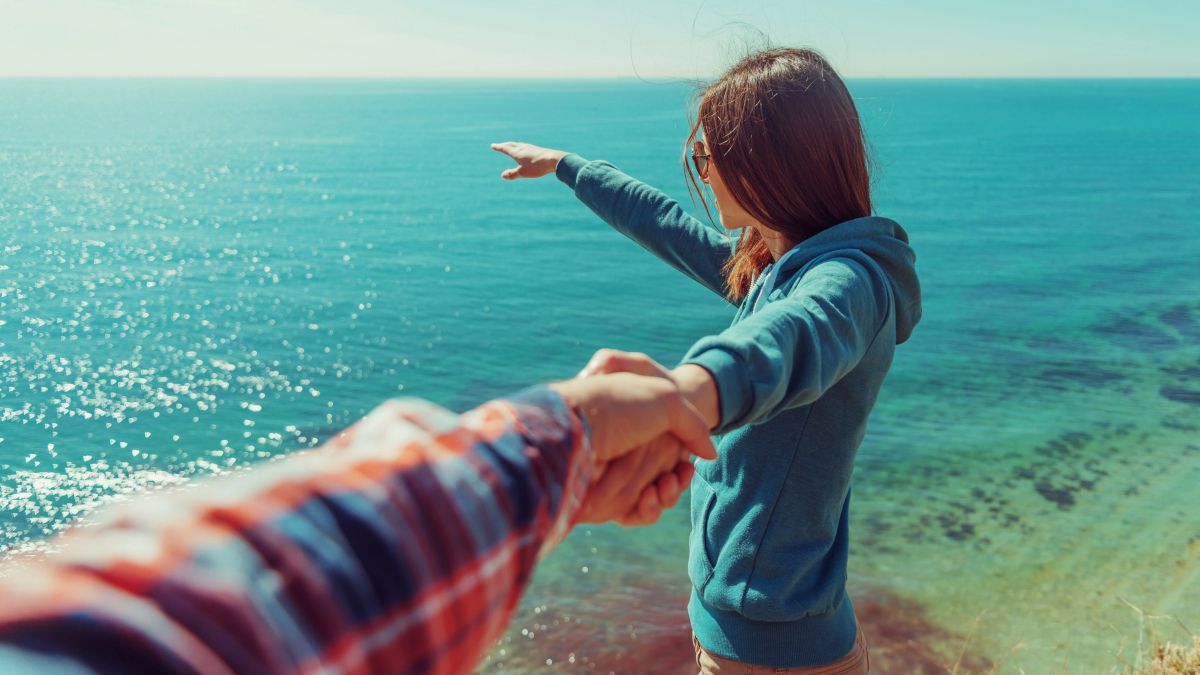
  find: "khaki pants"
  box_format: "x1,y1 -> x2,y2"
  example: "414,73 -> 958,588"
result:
692,630 -> 869,674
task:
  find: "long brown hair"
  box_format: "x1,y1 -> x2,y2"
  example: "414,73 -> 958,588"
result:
684,47 -> 872,301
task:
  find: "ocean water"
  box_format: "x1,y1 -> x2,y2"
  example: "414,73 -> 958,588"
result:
1,78 -> 1198,673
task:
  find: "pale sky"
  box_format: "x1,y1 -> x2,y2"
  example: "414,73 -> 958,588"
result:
1,0 -> 1197,78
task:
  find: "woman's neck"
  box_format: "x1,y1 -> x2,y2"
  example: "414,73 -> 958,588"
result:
756,226 -> 797,261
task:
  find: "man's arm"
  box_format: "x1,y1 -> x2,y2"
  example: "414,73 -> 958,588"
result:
0,378 -> 714,675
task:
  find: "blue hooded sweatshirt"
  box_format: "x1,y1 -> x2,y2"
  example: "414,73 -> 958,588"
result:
556,154 -> 921,668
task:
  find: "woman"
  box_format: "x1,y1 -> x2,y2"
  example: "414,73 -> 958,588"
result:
493,47 -> 921,674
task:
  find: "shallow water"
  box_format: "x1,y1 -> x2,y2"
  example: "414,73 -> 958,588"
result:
2,79 -> 1198,673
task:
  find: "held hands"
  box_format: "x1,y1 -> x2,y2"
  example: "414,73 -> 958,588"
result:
549,373 -> 714,527
491,141 -> 568,180
552,352 -> 721,528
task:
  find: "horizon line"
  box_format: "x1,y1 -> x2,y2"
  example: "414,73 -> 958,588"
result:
1,74 -> 1197,81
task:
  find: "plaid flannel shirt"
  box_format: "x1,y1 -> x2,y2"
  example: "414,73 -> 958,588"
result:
0,386 -> 592,674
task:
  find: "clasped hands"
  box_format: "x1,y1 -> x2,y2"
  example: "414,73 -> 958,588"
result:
549,350 -> 719,527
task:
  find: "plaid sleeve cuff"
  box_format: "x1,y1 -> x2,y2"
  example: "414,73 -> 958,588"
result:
537,437 -> 591,559
503,385 -> 595,559
540,387 -> 593,559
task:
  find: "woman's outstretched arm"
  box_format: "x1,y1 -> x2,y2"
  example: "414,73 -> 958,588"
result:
493,142 -> 736,302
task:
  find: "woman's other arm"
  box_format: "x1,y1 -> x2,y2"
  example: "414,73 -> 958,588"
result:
681,258 -> 889,433
578,258 -> 889,434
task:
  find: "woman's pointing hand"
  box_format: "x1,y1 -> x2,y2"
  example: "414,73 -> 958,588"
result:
491,141 -> 568,180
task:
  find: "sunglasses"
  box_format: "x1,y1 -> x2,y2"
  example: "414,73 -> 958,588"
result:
691,140 -> 711,178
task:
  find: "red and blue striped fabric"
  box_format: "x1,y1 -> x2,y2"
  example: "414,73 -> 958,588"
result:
0,386 -> 592,675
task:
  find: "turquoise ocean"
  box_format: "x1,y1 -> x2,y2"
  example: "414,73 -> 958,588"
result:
1,79 -> 1198,673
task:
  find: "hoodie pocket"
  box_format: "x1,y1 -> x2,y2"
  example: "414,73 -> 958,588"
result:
688,478 -> 718,593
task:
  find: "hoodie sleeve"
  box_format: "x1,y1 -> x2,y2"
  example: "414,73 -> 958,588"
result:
680,257 -> 891,433
556,154 -> 736,302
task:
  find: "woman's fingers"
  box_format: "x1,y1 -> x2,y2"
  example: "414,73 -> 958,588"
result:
619,470 -> 677,527
491,141 -> 564,181
635,487 -> 663,523
489,139 -> 568,180
577,348 -> 669,379
649,461 -> 691,513
489,141 -> 522,158
582,432 -> 684,524
615,459 -> 694,527
673,459 -> 695,487
655,466 -> 681,507
616,489 -> 661,527
579,447 -> 645,523
586,456 -> 695,527
492,142 -> 531,180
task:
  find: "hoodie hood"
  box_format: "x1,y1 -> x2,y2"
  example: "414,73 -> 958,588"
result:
773,216 -> 922,344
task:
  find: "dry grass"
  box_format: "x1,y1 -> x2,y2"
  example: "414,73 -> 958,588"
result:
1130,636 -> 1200,674
1119,597 -> 1199,675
